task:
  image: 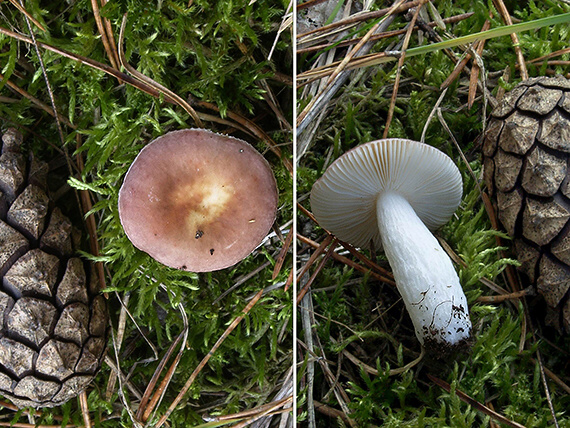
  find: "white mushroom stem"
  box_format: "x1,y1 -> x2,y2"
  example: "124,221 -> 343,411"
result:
376,191 -> 471,347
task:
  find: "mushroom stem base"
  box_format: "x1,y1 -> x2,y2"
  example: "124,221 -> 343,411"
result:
376,192 -> 472,348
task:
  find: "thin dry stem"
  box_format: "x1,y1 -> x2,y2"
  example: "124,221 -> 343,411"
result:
79,391 -> 92,428
477,287 -> 534,303
467,19 -> 491,109
492,0 -> 528,80
297,237 -> 337,304
297,0 -> 421,41
105,293 -> 130,400
274,230 -> 293,280
428,374 -> 527,428
6,0 -> 46,31
91,0 -> 121,72
118,13 -> 204,128
139,332 -> 186,422
382,0 -> 426,138
297,233 -> 394,283
298,0 -> 407,126
155,289 -> 265,427
342,344 -> 425,376
0,73 -> 75,128
297,12 -> 474,54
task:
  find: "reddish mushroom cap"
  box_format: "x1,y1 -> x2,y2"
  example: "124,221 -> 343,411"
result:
118,129 -> 278,272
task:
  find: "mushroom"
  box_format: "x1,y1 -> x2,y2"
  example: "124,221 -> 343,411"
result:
118,129 -> 278,272
310,138 -> 471,352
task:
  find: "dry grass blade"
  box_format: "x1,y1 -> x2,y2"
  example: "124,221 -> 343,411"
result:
297,12 -> 474,54
91,0 -> 121,71
299,337 -> 358,428
0,26 -> 175,102
382,0 -> 426,138
337,240 -> 395,284
6,0 -> 46,31
0,24 -> 292,174
296,234 -> 333,292
273,229 -> 293,280
297,234 -> 394,283
136,332 -> 185,421
105,292 -> 130,400
297,0 -> 421,41
467,19 -> 491,109
0,424 -> 78,428
118,13 -> 203,128
231,396 -> 293,428
79,391 -> 92,428
298,0 -> 406,127
234,39 -> 291,132
342,344 -> 425,376
297,237 -> 337,304
298,13 -> 570,82
492,0 -> 528,80
0,72 -> 75,128
155,289 -> 265,428
268,0 -> 292,61
477,286 -> 534,303
299,293 -> 316,428
427,374 -> 527,428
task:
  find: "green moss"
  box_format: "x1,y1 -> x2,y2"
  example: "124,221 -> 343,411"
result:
0,0 -> 291,426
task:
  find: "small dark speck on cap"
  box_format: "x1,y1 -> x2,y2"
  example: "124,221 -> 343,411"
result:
195,230 -> 204,239
210,248 -> 215,255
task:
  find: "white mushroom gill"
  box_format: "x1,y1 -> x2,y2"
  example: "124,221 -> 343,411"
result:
376,191 -> 471,347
